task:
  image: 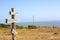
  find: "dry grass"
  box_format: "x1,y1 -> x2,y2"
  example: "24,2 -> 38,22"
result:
0,26 -> 60,40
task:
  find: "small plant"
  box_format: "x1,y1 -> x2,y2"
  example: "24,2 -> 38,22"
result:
53,32 -> 58,35
53,25 -> 57,28
28,24 -> 37,29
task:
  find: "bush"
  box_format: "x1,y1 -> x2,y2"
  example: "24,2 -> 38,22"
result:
0,24 -> 9,28
16,25 -> 24,29
28,24 -> 37,29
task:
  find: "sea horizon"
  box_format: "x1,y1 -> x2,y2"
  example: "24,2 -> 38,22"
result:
16,21 -> 60,27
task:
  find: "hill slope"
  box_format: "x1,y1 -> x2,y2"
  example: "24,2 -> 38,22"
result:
0,26 -> 60,40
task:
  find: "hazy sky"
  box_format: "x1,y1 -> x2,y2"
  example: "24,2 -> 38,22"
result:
0,0 -> 60,23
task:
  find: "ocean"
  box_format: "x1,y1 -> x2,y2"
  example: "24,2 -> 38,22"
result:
16,21 -> 60,27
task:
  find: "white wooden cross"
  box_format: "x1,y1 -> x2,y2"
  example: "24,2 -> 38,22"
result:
6,8 -> 19,40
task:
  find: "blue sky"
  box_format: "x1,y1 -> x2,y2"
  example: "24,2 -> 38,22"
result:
0,0 -> 60,23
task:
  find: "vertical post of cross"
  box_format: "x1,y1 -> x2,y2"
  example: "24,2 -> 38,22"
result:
9,8 -> 16,40
11,8 -> 16,40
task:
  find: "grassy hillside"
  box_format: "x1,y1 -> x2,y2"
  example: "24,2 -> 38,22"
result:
0,25 -> 60,40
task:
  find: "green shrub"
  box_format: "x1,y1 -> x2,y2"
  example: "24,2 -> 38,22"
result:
16,25 -> 24,29
28,24 -> 37,29
0,24 -> 9,28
